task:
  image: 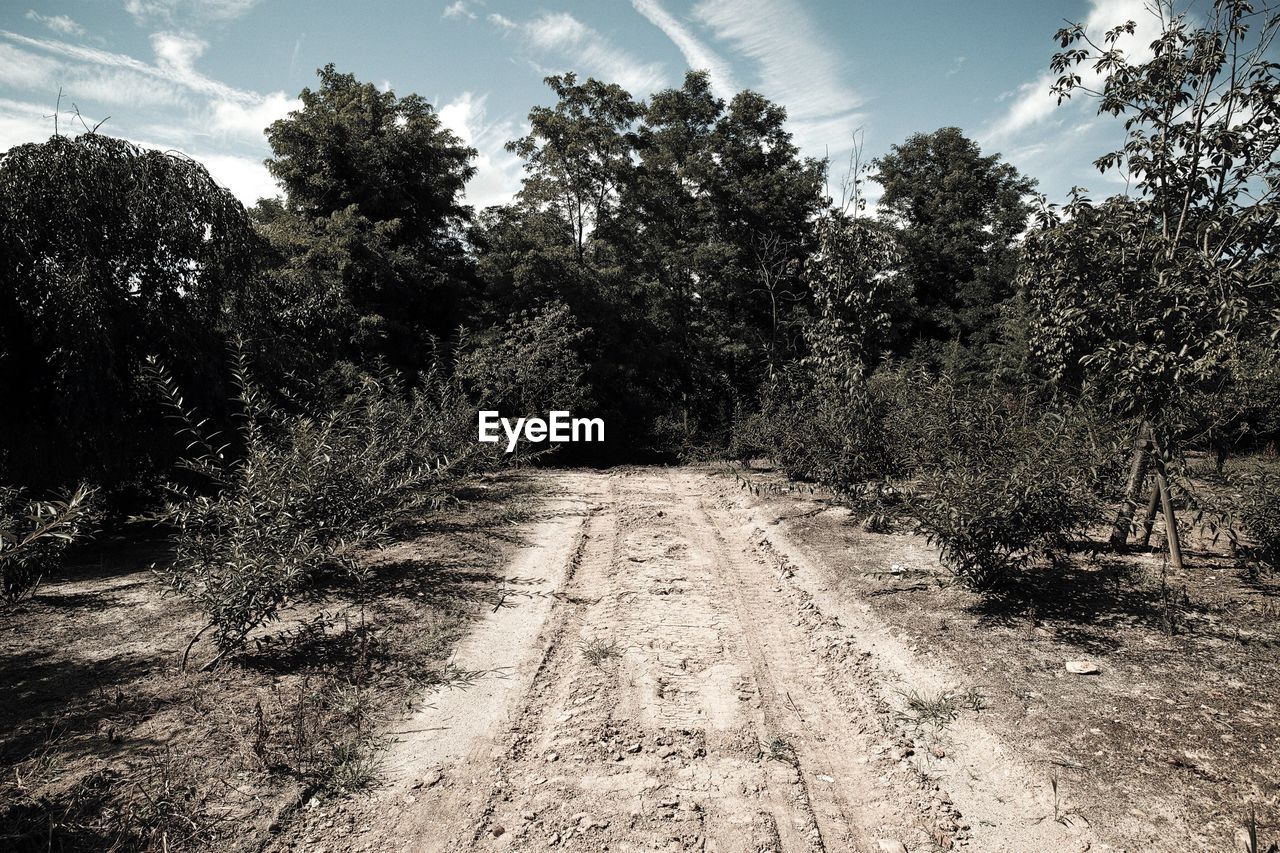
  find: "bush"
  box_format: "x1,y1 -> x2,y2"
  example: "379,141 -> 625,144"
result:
1237,467 -> 1280,576
0,485 -> 94,604
454,303 -> 590,420
142,351 -> 483,670
742,366 -> 902,493
913,395 -> 1105,590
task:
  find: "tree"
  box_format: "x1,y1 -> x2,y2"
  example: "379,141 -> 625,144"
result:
507,73 -> 641,264
258,65 -> 478,374
0,133 -> 261,492
872,128 -> 1036,374
621,74 -> 825,437
1022,0 -> 1280,555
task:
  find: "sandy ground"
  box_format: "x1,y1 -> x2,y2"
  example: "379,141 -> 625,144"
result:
281,467 -> 1106,853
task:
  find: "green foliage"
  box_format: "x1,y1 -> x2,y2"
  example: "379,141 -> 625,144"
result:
802,212 -> 902,386
0,485 -> 95,604
1028,1 -> 1280,426
913,394 -> 1107,590
142,351 -> 480,670
0,133 -> 261,492
1236,467 -> 1280,576
871,127 -> 1036,371
257,65 -> 478,375
454,303 -> 590,419
747,370 -> 900,493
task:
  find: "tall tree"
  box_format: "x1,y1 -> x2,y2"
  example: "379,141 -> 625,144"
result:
257,64 -> 478,374
872,128 -> 1036,374
1022,0 -> 1280,551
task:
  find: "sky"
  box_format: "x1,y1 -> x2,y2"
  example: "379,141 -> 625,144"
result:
0,0 -> 1165,210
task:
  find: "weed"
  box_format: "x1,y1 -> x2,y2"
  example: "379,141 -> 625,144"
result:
764,736 -> 798,766
580,637 -> 621,666
957,687 -> 987,713
897,689 -> 960,730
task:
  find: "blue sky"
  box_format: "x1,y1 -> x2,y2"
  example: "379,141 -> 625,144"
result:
1,0 -> 1159,209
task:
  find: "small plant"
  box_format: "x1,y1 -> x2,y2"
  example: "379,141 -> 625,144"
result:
957,687 -> 987,713
913,396 -> 1104,591
0,484 -> 95,604
1240,809 -> 1279,853
140,350 -> 479,671
581,636 -> 621,666
897,689 -> 959,730
764,736 -> 798,766
863,512 -> 891,533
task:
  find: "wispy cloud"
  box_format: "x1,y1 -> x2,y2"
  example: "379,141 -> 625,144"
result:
442,1 -> 477,21
2,29 -> 298,129
494,11 -> 667,97
691,0 -> 862,157
123,0 -> 260,26
437,91 -> 523,208
631,0 -> 736,100
981,0 -> 1154,144
24,10 -> 86,37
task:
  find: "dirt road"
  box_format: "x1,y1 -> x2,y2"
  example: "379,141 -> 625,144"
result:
314,467 -> 1099,852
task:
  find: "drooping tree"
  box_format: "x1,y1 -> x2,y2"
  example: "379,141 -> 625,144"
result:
0,134 -> 261,492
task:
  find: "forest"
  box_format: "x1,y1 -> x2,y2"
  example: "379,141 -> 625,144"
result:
1,1 -> 1279,851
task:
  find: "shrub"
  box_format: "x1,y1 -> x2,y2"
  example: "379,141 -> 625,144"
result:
913,396 -> 1105,590
744,366 -> 901,494
1236,467 -> 1280,576
454,303 -> 590,420
142,351 -> 482,670
0,485 -> 95,604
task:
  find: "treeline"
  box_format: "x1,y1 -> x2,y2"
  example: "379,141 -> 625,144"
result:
2,0 -> 1279,598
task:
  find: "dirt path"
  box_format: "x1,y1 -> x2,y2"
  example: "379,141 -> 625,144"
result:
306,468 -> 1100,852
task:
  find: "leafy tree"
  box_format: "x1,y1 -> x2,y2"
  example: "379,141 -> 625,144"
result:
1023,0 -> 1280,551
872,128 -> 1036,374
258,65 -> 478,374
0,134 -> 261,493
485,71 -> 823,454
507,73 -> 641,263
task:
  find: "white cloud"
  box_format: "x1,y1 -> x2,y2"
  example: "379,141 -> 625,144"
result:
487,13 -> 515,30
2,30 -> 249,103
981,0 -> 1154,144
150,31 -> 205,72
0,41 -> 62,90
25,11 -> 86,37
0,97 -> 59,148
631,0 -> 736,100
500,11 -> 667,96
210,91 -> 299,141
443,1 -> 477,21
124,0 -> 259,26
437,91 -> 523,209
194,151 -> 279,203
691,0 -> 862,156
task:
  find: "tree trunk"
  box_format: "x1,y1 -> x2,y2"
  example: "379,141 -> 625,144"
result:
1137,480 -> 1161,547
1151,452 -> 1185,572
1109,422 -> 1153,551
